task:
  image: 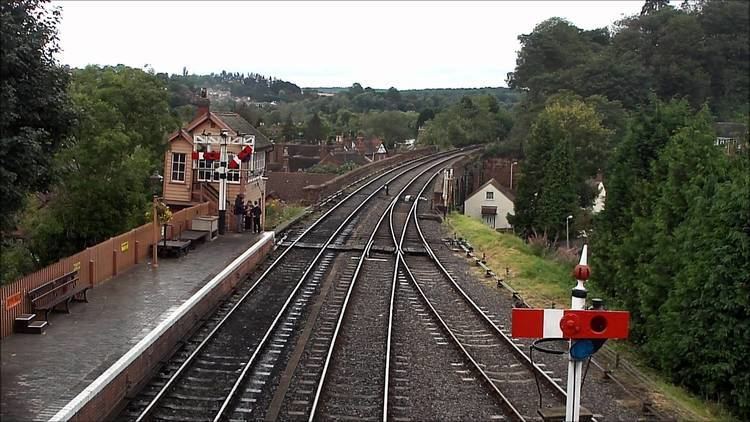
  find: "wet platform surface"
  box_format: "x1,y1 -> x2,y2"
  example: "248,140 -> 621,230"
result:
1,232 -> 265,422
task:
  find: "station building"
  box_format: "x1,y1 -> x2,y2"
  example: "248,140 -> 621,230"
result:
161,100 -> 273,231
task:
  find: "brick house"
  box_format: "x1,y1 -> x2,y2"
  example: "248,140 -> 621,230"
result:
161,104 -> 273,231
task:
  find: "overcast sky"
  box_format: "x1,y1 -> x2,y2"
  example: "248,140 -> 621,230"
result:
53,1 -> 644,89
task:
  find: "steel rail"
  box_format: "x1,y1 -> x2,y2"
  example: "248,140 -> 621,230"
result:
215,152 -> 463,422
134,151 -> 450,422
392,170 -> 526,420
409,199 -> 569,400
306,154 -> 463,422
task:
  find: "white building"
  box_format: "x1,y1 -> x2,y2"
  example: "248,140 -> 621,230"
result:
463,178 -> 515,230
592,181 -> 606,214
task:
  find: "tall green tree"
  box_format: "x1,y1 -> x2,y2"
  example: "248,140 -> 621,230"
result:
593,104 -> 750,416
0,0 -> 74,231
24,66 -> 178,264
510,97 -> 611,239
360,110 -> 418,148
304,112 -> 326,142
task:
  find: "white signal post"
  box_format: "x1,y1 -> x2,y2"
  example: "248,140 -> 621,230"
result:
566,244 -> 589,422
217,130 -> 229,234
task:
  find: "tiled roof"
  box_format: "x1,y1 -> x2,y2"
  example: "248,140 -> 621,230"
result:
715,122 -> 748,139
468,178 -> 515,202
212,111 -> 272,150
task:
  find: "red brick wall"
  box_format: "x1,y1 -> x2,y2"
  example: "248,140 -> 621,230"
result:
267,172 -> 336,202
302,147 -> 435,203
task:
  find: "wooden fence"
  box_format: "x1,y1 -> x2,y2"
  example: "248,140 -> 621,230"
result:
0,202 -> 210,338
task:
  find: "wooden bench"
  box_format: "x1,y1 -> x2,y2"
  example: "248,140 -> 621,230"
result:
27,270 -> 90,322
179,229 -> 209,248
156,239 -> 191,257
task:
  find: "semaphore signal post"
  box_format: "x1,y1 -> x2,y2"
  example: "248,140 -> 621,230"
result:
512,245 -> 630,422
193,131 -> 255,234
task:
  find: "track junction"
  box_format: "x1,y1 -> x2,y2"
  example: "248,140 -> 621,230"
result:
117,149 -> 656,422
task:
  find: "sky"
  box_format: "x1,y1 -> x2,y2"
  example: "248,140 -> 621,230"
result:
53,1 -> 645,90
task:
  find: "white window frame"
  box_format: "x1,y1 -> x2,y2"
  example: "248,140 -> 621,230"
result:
227,153 -> 240,184
171,152 -> 186,183
486,191 -> 494,200
482,214 -> 496,227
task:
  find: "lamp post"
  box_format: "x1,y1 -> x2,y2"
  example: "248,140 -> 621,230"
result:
566,214 -> 573,249
217,129 -> 229,235
509,161 -> 518,190
149,171 -> 163,268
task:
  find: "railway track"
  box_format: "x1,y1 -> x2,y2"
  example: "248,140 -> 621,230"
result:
392,173 -> 569,421
269,155 -> 462,421
118,149 -> 470,422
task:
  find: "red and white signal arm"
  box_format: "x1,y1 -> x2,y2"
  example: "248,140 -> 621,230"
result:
512,308 -> 629,340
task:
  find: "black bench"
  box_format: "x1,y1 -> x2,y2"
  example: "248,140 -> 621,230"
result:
156,239 -> 191,257
27,270 -> 90,322
179,229 -> 209,248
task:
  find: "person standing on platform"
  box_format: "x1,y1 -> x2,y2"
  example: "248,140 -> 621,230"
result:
250,200 -> 255,232
252,200 -> 262,233
234,194 -> 245,233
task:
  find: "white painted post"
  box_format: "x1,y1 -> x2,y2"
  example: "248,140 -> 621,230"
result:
218,130 -> 228,234
565,244 -> 588,421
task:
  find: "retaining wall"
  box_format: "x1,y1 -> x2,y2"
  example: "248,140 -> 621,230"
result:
302,147 -> 435,203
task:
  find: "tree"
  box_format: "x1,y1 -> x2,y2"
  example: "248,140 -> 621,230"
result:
509,97 -> 611,239
0,0 -> 74,231
304,112 -> 326,142
592,104 -> 750,416
416,108 -> 435,128
281,116 -> 296,141
24,66 -> 178,264
359,111 -> 418,148
641,0 -> 670,15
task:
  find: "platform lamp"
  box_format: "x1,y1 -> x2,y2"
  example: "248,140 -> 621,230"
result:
149,171 -> 164,268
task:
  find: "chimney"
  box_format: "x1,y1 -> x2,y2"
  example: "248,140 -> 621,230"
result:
195,88 -> 210,117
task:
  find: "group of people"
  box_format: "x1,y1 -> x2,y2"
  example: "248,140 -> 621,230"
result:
234,193 -> 262,233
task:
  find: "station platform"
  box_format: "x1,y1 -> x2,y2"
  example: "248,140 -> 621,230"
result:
1,232 -> 268,422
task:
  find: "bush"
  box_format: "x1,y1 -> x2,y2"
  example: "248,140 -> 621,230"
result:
1,241 -> 36,285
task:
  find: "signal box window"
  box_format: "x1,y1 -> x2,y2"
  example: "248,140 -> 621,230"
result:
171,153 -> 186,182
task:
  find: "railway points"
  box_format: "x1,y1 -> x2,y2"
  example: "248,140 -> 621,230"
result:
3,149 -> 660,422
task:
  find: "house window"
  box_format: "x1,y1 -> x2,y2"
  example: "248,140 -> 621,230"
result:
486,191 -> 494,200
482,214 -> 496,227
171,153 -> 186,182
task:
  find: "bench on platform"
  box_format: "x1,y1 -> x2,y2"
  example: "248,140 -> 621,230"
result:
27,270 -> 89,322
156,239 -> 191,257
179,229 -> 209,248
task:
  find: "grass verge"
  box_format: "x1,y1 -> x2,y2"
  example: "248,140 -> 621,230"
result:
265,200 -> 307,231
444,213 -> 735,422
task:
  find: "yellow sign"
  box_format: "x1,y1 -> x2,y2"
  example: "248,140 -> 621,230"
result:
73,261 -> 81,271
121,241 -> 129,252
